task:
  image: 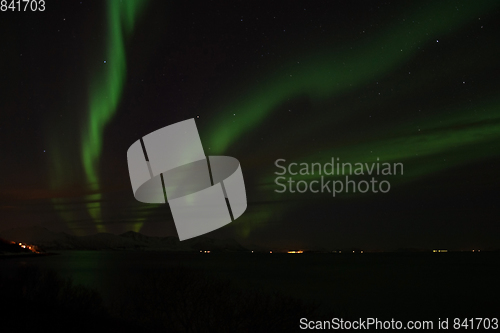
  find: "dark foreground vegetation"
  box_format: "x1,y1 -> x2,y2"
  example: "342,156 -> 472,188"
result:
0,265 -> 318,332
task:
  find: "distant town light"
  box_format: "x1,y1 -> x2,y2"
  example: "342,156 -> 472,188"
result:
270,251 -> 272,253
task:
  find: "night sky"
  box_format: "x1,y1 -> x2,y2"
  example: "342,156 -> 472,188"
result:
1,0 -> 499,251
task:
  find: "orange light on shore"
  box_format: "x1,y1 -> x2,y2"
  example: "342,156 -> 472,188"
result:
287,250 -> 304,253
16,242 -> 40,254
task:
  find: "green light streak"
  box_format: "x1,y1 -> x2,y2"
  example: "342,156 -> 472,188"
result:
206,1 -> 499,154
259,99 -> 500,186
81,0 -> 146,230
203,1 -> 499,239
239,102 -> 500,238
125,203 -> 163,233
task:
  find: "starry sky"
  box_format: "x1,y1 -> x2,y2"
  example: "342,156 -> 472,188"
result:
1,0 -> 499,250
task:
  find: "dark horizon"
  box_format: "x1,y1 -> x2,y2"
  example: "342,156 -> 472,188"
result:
0,224 -> 497,253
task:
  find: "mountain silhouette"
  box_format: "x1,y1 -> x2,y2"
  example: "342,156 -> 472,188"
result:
0,226 -> 248,252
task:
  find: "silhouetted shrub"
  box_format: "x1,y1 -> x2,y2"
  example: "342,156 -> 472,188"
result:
0,265 -> 319,332
113,265 -> 318,332
0,266 -> 113,332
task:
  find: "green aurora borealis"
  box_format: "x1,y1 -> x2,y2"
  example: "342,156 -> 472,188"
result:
205,1 -> 499,155
49,0 -> 148,233
2,0 -> 499,248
